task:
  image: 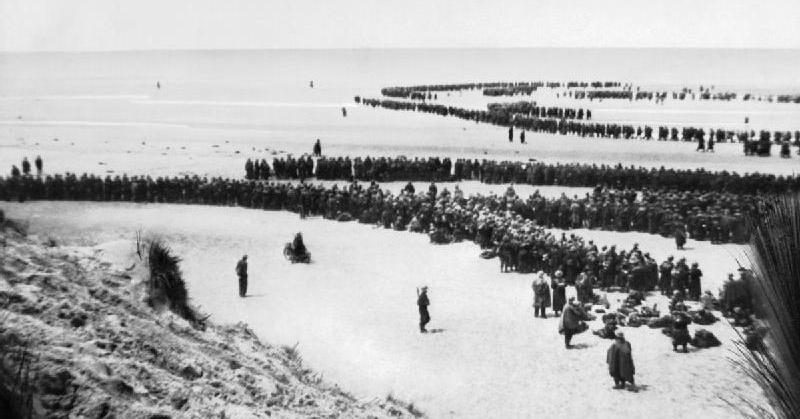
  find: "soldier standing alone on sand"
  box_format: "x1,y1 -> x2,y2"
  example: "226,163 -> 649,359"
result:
417,286 -> 430,333
607,330 -> 637,391
236,255 -> 248,298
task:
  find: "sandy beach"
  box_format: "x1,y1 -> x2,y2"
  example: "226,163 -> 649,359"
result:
2,201 -> 765,418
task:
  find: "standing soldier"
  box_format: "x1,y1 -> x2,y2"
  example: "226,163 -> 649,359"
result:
35,155 -> 43,177
236,255 -> 248,298
21,157 -> 31,176
508,126 -> 514,143
532,271 -> 551,318
688,262 -> 703,301
659,256 -> 674,295
313,139 -> 322,157
607,331 -> 637,391
674,224 -> 687,250
520,131 -> 526,144
417,286 -> 430,333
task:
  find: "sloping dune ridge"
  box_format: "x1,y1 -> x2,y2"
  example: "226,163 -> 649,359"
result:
0,223 -> 421,418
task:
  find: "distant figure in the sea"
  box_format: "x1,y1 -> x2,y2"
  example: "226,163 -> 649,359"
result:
607,331 -> 636,391
707,135 -> 715,152
309,80 -> 314,88
236,255 -> 248,298
34,155 -> 43,176
417,286 -> 430,333
696,134 -> 705,152
313,139 -> 322,157
341,107 -> 347,117
156,81 -> 161,89
21,157 -> 31,176
508,126 -> 514,143
520,130 -> 526,144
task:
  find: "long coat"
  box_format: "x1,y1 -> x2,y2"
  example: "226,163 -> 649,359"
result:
607,340 -> 635,381
559,304 -> 585,334
551,278 -> 566,311
532,276 -> 552,308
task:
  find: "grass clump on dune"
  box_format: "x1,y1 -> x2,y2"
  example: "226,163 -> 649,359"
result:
730,193 -> 800,419
145,240 -> 205,330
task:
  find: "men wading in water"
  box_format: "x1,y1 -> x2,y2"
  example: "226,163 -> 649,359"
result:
607,330 -> 637,391
417,286 -> 430,333
236,255 -> 248,297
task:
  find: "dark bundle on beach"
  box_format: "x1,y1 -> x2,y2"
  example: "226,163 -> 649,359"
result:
730,193 -> 800,419
146,240 -> 205,329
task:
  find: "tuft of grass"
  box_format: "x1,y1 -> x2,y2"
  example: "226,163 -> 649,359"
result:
1,217 -> 28,237
0,330 -> 37,419
728,193 -> 800,419
281,343 -> 303,365
145,240 -> 204,330
386,393 -> 425,418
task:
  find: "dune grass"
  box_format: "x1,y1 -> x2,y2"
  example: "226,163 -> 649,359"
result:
729,193 -> 800,419
145,240 -> 205,329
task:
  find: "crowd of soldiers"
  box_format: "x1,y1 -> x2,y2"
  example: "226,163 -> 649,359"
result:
1,163 -> 758,247
379,81 -> 799,104
0,172 -> 699,294
378,81 -> 621,99
248,155 -> 799,195
357,97 -> 800,147
487,101 -> 591,120
518,188 -> 755,244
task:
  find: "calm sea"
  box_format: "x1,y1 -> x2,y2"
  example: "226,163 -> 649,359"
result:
1,48 -> 799,176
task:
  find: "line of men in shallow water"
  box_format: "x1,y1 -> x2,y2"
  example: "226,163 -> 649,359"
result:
0,171 -> 706,296
247,155 -> 800,195
357,96 -> 800,150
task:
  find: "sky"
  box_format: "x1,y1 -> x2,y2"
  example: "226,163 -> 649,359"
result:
0,0 -> 798,52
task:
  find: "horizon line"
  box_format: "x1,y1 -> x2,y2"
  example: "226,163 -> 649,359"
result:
3,46 -> 800,54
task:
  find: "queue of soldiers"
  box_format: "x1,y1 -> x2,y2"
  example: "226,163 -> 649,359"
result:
248,155 -> 800,195
487,101 -> 591,120
379,80 -> 799,105
378,81 -> 622,99
358,97 -> 800,147
1,171 -> 704,294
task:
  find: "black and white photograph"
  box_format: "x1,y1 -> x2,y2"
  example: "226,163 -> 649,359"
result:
1,1 -> 799,418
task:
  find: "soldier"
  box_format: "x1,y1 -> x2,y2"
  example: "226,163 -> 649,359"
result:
21,157 -> 31,176
659,256 -> 674,295
532,271 -> 551,318
34,155 -> 43,176
417,286 -> 430,333
607,331 -> 636,391
688,262 -> 703,300
236,255 -> 248,298
313,139 -> 322,156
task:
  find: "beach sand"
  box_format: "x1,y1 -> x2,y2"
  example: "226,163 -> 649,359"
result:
2,201 -> 767,419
